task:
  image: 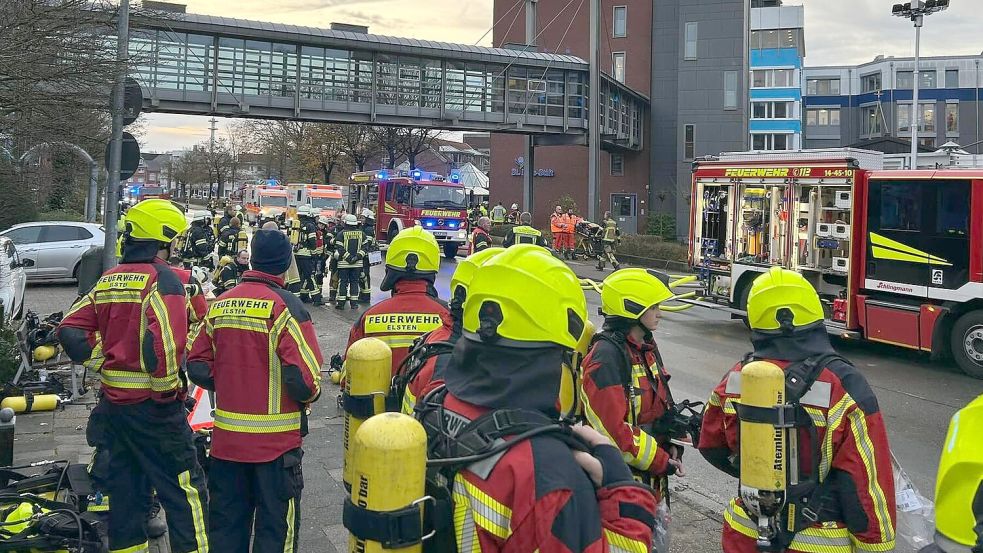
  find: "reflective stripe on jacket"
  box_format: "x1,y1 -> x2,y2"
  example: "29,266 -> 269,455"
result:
57,258 -> 189,405
187,271 -> 323,463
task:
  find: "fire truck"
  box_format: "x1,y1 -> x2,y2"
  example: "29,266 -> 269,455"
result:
349,169 -> 469,259
286,184 -> 346,220
243,184 -> 289,226
688,149 -> 983,378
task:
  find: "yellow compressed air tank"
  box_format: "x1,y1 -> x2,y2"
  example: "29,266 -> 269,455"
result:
1,394 -> 59,413
342,338 -> 393,492
561,319 -> 595,418
347,412 -> 427,553
738,360 -> 787,528
32,345 -> 58,362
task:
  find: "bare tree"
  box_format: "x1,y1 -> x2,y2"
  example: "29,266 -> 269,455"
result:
337,125 -> 377,172
401,128 -> 443,169
173,148 -> 208,200
301,124 -> 348,184
224,121 -> 253,188
369,127 -> 403,170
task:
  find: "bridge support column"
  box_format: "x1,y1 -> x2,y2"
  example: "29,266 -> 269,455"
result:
523,138 -> 535,214
587,0 -> 600,222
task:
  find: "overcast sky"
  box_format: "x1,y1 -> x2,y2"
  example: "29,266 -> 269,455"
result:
142,0 -> 982,152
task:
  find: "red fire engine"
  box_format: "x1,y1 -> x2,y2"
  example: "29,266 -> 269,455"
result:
349,169 -> 469,259
688,150 -> 983,378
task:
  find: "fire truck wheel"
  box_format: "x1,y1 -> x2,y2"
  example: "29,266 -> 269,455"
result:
443,243 -> 459,260
951,310 -> 983,379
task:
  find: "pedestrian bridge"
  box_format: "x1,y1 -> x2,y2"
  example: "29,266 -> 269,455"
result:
127,12 -> 646,150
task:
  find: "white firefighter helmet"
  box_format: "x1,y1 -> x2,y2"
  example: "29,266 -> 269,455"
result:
361,207 -> 375,220
297,205 -> 313,217
195,210 -> 212,224
511,203 -> 518,210
317,215 -> 331,225
344,214 -> 358,226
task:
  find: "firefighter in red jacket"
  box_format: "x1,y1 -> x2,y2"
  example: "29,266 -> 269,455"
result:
56,199 -> 209,553
398,246 -> 504,413
470,216 -> 492,254
580,268 -> 684,501
698,267 -> 896,553
188,229 -> 323,553
417,244 -> 657,552
345,226 -> 450,377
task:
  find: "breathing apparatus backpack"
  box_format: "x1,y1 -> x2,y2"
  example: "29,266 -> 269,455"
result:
389,333 -> 456,413
0,462 -> 105,552
734,352 -> 849,551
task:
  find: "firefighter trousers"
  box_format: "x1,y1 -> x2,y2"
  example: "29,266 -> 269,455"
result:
327,257 -> 340,301
88,397 -> 209,553
358,258 -> 371,302
597,243 -> 620,269
208,450 -> 304,553
296,255 -> 321,302
336,267 -> 360,303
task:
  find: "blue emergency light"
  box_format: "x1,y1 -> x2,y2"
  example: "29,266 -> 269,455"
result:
449,171 -> 461,183
376,171 -> 388,180
412,170 -> 423,180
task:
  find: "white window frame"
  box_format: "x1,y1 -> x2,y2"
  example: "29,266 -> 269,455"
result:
751,101 -> 794,120
751,133 -> 793,151
610,153 -> 624,176
860,103 -> 883,137
612,52 -> 626,83
612,6 -> 627,38
684,22 -> 698,60
945,100 -> 959,135
805,107 -> 841,127
897,101 -> 936,134
724,71 -> 738,110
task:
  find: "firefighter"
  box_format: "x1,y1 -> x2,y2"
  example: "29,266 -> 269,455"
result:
597,210 -> 621,271
550,205 -> 569,257
398,246 -> 505,413
358,210 -> 377,303
56,199 -> 209,553
321,218 -> 341,304
470,216 -> 492,254
413,244 -> 657,551
217,216 -> 244,258
188,229 -> 322,553
217,204 -> 236,235
508,202 -> 520,224
697,267 -> 896,553
213,249 -> 249,297
346,225 -> 449,376
294,205 -> 322,305
503,211 -> 549,248
182,210 -> 216,269
580,268 -> 684,509
490,201 -> 506,225
565,206 -> 581,259
921,393 -> 982,553
333,214 -> 366,309
479,200 -> 489,218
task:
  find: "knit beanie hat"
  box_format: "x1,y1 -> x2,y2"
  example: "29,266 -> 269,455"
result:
250,229 -> 292,276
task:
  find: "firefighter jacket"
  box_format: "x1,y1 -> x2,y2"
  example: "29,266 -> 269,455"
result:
217,215 -> 232,235
218,226 -> 248,258
296,218 -> 318,257
602,218 -> 620,243
434,337 -> 658,552
334,227 -> 366,269
470,226 -> 492,254
57,250 -> 189,405
401,319 -> 454,414
503,225 -> 548,248
550,212 -> 567,235
491,204 -> 506,223
187,271 -> 323,463
581,331 -> 672,479
697,327 -> 896,553
346,279 -> 450,378
213,262 -> 247,297
183,223 -> 214,260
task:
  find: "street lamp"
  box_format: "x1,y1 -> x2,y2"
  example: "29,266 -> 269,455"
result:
892,0 -> 950,169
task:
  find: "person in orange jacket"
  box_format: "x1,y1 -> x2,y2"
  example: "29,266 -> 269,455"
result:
698,268 -> 896,553
563,206 -> 581,260
550,204 -> 570,257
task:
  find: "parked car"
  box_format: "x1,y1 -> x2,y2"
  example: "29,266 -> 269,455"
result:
0,236 -> 29,324
0,222 -> 105,282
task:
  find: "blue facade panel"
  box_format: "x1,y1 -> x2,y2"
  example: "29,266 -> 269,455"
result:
804,88 -> 980,107
749,119 -> 802,133
751,87 -> 802,101
750,48 -> 802,69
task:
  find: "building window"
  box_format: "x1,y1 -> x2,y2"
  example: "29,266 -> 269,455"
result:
613,6 -> 627,38
946,102 -> 959,133
610,153 -> 624,176
753,69 -> 794,88
684,22 -> 698,60
751,101 -> 793,119
684,124 -> 695,159
612,52 -> 626,83
861,72 -> 882,93
751,133 -> 790,151
896,71 -> 913,89
749,29 -> 803,52
898,102 -> 936,133
861,105 -> 883,136
806,78 -> 840,95
806,108 -> 840,127
724,71 -> 738,110
896,70 -> 936,89
945,69 -> 959,88
920,70 -> 937,89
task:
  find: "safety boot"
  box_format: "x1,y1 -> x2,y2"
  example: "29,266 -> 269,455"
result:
335,300 -> 346,310
350,301 -> 359,310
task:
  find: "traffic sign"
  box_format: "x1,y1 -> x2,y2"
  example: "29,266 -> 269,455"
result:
105,131 -> 140,181
122,77 -> 143,126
